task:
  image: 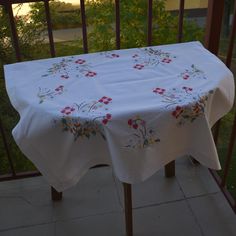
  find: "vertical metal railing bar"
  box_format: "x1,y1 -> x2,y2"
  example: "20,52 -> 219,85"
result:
115,0 -> 120,50
209,169 -> 236,212
226,1 -> 236,68
5,2 -> 21,62
147,0 -> 153,46
204,0 -> 224,55
0,117 -> 16,177
80,0 -> 88,53
222,114 -> 236,187
204,0 -> 224,146
44,0 -> 55,57
221,1 -> 236,188
177,0 -> 184,43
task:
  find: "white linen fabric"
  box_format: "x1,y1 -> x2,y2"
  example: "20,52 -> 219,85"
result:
4,41 -> 235,191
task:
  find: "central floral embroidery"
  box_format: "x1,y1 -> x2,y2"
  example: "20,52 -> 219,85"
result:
179,64 -> 207,80
100,51 -> 120,59
56,96 -> 112,141
42,56 -> 97,79
125,116 -> 160,149
132,47 -> 176,70
37,85 -> 64,104
153,86 -> 214,125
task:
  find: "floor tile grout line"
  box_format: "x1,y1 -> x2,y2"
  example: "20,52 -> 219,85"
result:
0,221 -> 53,233
131,191 -> 219,210
52,209 -> 123,224
0,209 -> 123,233
176,176 -> 206,236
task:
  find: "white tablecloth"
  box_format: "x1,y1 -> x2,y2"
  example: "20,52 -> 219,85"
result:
4,41 -> 234,191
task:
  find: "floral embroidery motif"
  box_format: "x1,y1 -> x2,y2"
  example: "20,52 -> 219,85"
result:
100,51 -> 120,59
179,64 -> 207,80
125,116 -> 160,149
153,86 -> 214,125
37,85 -> 64,104
132,47 -> 176,70
56,96 -> 112,141
42,57 -> 97,79
171,92 -> 212,125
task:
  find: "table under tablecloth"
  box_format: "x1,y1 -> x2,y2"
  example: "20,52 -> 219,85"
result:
4,41 -> 234,191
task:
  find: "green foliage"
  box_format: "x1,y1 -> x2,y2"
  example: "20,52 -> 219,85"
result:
0,5 -> 45,64
30,1 -> 81,30
85,0 -> 204,52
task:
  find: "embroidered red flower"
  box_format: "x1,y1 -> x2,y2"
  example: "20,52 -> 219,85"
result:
102,119 -> 108,125
153,87 -> 166,95
61,75 -> 69,79
61,106 -> 75,115
111,53 -> 119,58
128,119 -> 133,126
75,59 -> 86,64
182,86 -> 193,92
182,73 -> 190,80
133,64 -> 144,70
85,71 -> 97,77
98,96 -> 112,104
106,113 -> 112,120
132,124 -> 138,129
172,106 -> 184,119
162,58 -> 172,63
102,113 -> 112,125
55,85 -> 64,92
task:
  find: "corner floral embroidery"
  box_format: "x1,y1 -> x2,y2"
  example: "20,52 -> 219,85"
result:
37,85 -> 64,104
171,91 -> 213,125
56,96 -> 112,141
132,47 -> 176,70
125,116 -> 160,149
42,56 -> 97,79
153,86 -> 195,108
100,51 -> 120,59
179,64 -> 207,80
153,86 -> 214,125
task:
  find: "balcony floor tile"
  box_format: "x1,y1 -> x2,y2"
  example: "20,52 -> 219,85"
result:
0,158 -> 236,236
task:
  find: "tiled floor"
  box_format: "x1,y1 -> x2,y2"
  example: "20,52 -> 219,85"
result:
0,157 -> 236,236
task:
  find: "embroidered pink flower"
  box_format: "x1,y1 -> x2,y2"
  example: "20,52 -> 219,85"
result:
182,86 -> 193,92
61,106 -> 75,115
111,53 -> 119,58
133,64 -> 144,70
182,73 -> 190,80
153,87 -> 166,95
61,75 -> 69,79
162,58 -> 172,63
75,59 -> 86,64
85,71 -> 97,77
55,85 -> 64,92
98,96 -> 112,104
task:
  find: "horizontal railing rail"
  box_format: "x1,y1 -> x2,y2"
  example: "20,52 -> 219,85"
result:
1,0 -> 236,211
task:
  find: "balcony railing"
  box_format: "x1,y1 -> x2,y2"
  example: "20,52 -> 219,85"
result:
1,0 -> 236,211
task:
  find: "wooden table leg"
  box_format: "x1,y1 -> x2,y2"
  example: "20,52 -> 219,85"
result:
123,183 -> 133,236
165,160 -> 175,178
51,187 -> 63,201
